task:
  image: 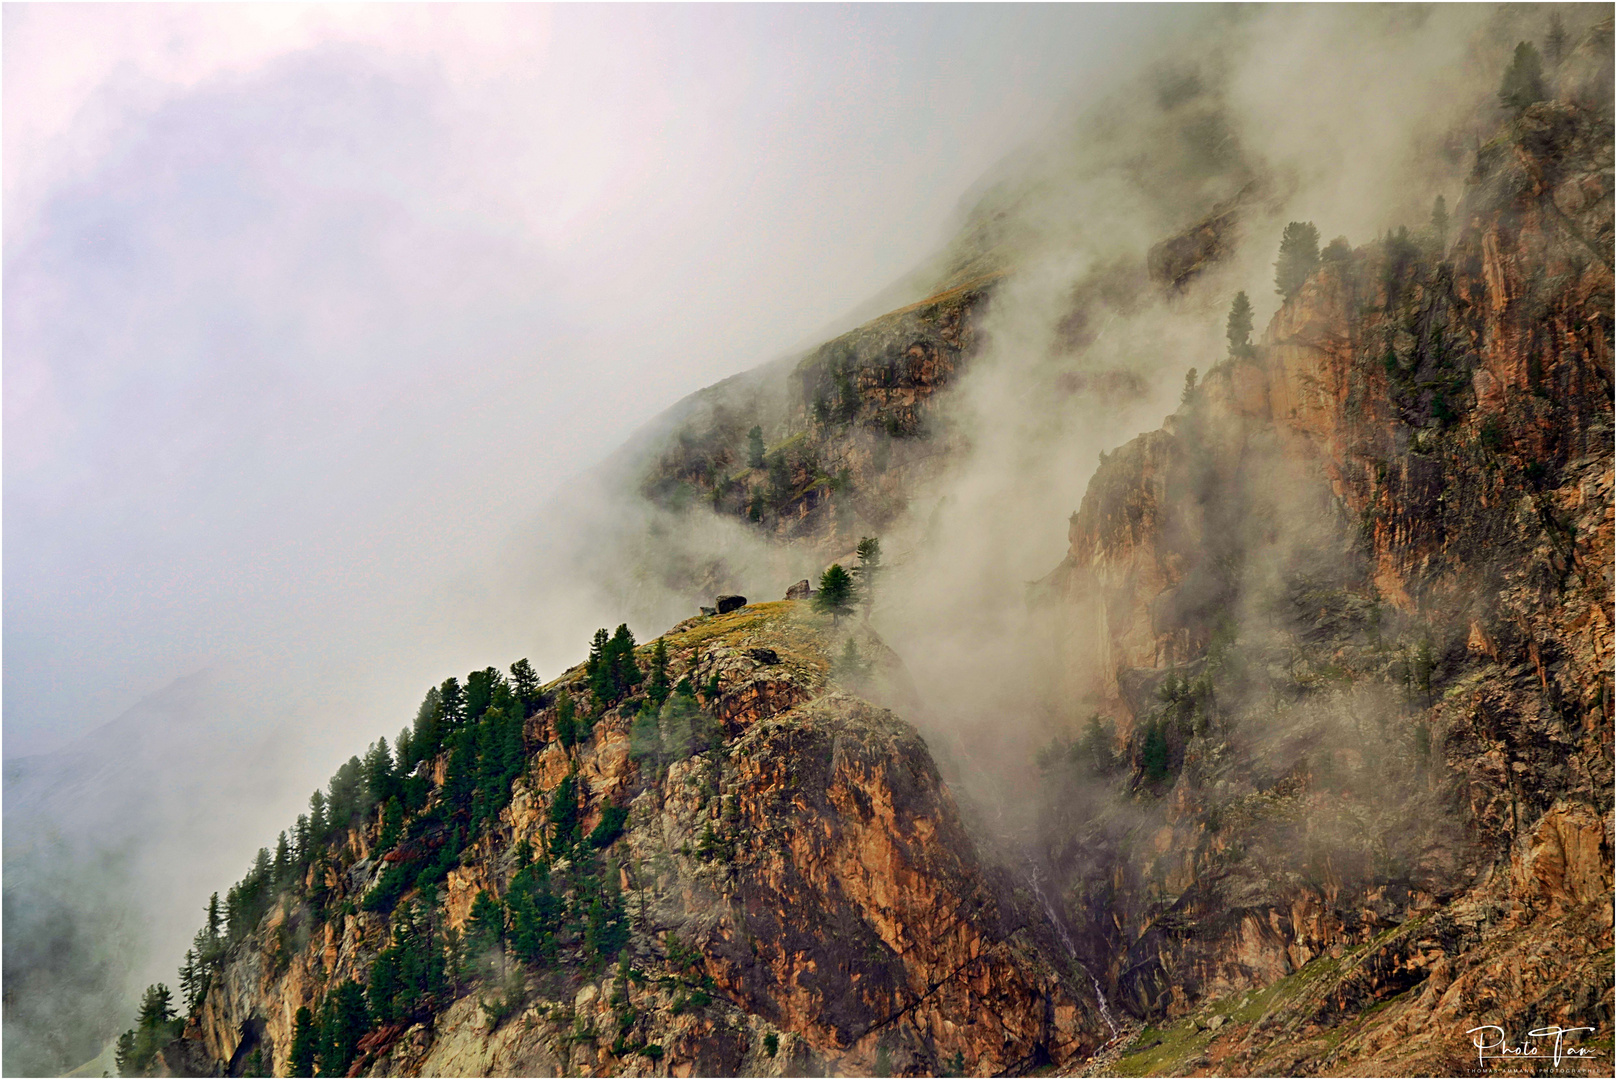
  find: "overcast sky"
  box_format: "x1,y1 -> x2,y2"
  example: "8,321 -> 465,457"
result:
4,4 -> 1166,757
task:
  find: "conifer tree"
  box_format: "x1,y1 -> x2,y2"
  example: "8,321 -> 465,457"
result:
273,831 -> 292,884
747,425 -> 766,468
411,686 -> 442,763
1225,291 -> 1253,356
1430,195 -> 1449,247
854,537 -> 882,616
439,677 -> 466,729
289,1006 -> 317,1077
1546,13 -> 1568,65
1274,222 -> 1320,300
509,658 -> 541,716
814,564 -> 856,626
555,691 -> 577,749
609,624 -> 641,696
464,890 -> 507,979
1498,41 -> 1546,113
647,638 -> 671,707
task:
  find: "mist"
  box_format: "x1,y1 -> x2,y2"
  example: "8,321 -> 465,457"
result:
3,4 -> 1168,1073
7,3 -> 1600,1073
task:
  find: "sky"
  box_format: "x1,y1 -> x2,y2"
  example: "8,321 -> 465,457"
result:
4,4 -> 1167,759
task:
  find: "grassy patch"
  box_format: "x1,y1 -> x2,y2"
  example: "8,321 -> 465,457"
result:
1112,1021 -> 1216,1077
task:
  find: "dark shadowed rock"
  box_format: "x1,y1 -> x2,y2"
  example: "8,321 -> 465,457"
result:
746,648 -> 780,665
714,594 -> 746,613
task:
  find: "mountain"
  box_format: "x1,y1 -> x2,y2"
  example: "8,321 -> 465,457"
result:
114,8 -> 1612,1078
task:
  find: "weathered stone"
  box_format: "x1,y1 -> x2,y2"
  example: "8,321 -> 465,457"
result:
784,579 -> 813,600
715,594 -> 747,614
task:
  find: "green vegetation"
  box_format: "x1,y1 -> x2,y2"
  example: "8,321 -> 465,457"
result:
314,980 -> 370,1077
548,774 -> 581,858
1546,13 -> 1568,65
507,856 -> 563,964
289,1006 -> 317,1076
115,984 -> 182,1076
1225,290 -> 1253,357
746,425 -> 765,468
1274,221 -> 1320,300
1429,195 -> 1449,247
854,536 -> 882,615
814,564 -> 856,625
1498,40 -> 1546,113
136,602 -> 847,1075
366,900 -> 448,1024
833,638 -> 869,681
588,805 -> 630,849
587,624 -> 643,706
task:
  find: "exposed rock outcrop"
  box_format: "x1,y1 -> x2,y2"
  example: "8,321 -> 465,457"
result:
176,605 -> 1107,1077
1035,81 -> 1613,1077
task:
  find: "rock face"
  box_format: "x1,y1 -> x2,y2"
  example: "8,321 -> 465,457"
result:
713,595 -> 747,615
174,605 -> 1107,1077
1031,87 -> 1614,1075
640,276 -> 995,560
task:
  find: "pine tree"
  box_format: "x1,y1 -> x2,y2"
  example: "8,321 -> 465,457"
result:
315,980 -> 370,1078
647,638 -> 671,707
854,537 -> 882,616
814,564 -> 856,626
289,1006 -> 318,1077
1546,13 -> 1568,65
411,685 -> 442,763
1498,41 -> 1546,113
179,949 -> 204,1016
1181,368 -> 1198,405
833,638 -> 866,680
609,624 -> 641,696
1274,222 -> 1321,300
1430,195 -> 1449,247
115,1029 -> 137,1077
747,425 -> 766,468
548,775 -> 580,858
138,984 -> 175,1029
464,890 -> 507,980
1225,291 -> 1253,356
508,861 -> 563,965
555,691 -> 577,749
439,677 -> 466,729
363,739 -> 396,809
394,727 -> 414,775
273,831 -> 292,884
509,659 -> 541,716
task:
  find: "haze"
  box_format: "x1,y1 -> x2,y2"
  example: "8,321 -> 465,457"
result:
5,3 -> 1164,759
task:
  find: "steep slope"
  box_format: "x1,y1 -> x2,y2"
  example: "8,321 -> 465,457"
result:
1031,75 -> 1614,1077
154,603 -> 1107,1077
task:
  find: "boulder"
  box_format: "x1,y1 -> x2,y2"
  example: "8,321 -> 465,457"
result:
715,595 -> 747,614
699,606 -> 716,617
747,648 -> 780,665
785,579 -> 814,600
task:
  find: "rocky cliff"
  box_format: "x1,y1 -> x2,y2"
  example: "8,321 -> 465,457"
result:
161,604 -> 1107,1077
1031,79 -> 1614,1077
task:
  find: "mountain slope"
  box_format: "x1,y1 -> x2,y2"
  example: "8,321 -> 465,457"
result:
156,604 -> 1108,1077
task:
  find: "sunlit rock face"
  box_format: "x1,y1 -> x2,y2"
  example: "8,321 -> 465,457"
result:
1031,86 -> 1612,1076
178,604 -> 1107,1078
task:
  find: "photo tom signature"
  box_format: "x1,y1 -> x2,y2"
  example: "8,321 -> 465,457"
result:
1466,1025 -> 1603,1068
